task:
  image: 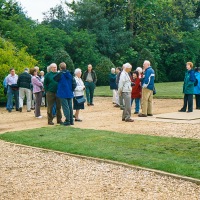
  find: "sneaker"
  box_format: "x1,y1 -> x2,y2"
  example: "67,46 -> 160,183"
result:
36,116 -> 42,119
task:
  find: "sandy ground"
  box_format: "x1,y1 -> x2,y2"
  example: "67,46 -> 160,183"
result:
0,97 -> 200,139
0,97 -> 200,199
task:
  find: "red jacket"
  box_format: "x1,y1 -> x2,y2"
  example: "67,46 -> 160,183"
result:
131,77 -> 141,99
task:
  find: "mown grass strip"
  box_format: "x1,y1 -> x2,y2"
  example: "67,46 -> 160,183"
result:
0,126 -> 199,179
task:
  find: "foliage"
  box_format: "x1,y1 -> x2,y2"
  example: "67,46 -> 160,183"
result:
0,126 -> 200,179
95,57 -> 115,86
53,49 -> 74,72
0,37 -> 37,100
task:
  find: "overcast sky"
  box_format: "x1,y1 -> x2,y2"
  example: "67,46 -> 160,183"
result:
17,0 -> 72,22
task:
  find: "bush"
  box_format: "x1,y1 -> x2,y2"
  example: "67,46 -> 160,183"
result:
95,57 -> 115,86
53,49 -> 74,72
0,38 -> 37,102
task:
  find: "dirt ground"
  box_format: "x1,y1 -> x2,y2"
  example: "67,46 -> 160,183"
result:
0,97 -> 200,139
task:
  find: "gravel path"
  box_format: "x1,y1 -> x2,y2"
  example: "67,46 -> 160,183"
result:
0,141 -> 200,200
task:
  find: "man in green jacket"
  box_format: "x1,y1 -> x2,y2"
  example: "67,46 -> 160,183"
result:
82,64 -> 97,106
44,63 -> 62,125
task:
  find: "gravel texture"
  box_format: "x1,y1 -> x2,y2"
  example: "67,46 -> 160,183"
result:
0,141 -> 200,200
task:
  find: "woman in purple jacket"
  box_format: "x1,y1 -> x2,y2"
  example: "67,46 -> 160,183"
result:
30,68 -> 43,118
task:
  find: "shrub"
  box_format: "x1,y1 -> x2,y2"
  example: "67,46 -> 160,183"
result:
95,57 -> 115,86
0,38 -> 37,102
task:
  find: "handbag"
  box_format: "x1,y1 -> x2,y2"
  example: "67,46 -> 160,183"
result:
75,96 -> 86,104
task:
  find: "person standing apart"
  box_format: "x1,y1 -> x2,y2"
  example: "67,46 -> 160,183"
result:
131,71 -> 142,114
138,60 -> 155,117
6,68 -> 19,112
54,62 -> 76,126
82,64 -> 97,106
118,63 -> 134,122
44,63 -> 62,125
30,68 -> 43,118
179,62 -> 195,112
194,67 -> 200,109
73,68 -> 85,122
109,68 -> 118,104
17,68 -> 32,112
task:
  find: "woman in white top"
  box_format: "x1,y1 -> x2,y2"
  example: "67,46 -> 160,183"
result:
73,68 -> 85,122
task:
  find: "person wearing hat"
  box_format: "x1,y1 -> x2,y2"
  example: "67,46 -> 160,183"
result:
17,68 -> 32,112
118,63 -> 134,122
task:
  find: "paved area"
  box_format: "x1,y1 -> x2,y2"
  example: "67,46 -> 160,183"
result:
136,110 -> 200,124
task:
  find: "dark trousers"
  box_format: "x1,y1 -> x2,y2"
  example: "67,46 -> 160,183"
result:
85,82 -> 95,104
60,98 -> 73,124
46,92 -> 62,123
7,86 -> 19,111
34,91 -> 43,117
195,94 -> 200,109
182,94 -> 193,112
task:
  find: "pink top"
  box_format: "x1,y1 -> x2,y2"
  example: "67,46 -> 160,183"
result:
32,76 -> 43,94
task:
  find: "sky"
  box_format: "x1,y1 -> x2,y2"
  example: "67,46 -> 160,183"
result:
17,0 -> 72,22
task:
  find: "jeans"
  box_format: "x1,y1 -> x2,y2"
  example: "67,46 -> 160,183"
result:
85,82 -> 95,104
7,86 -> 19,111
60,98 -> 73,124
131,98 -> 140,112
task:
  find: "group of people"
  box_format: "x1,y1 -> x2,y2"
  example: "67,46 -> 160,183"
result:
3,63 -> 97,126
4,60 -> 199,125
109,60 -> 155,122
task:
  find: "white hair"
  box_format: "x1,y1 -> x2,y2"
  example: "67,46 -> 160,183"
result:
50,63 -> 57,68
47,66 -> 51,72
40,71 -> 44,75
123,63 -> 132,69
34,66 -> 39,71
144,60 -> 151,66
74,68 -> 82,75
136,67 -> 143,73
111,68 -> 115,73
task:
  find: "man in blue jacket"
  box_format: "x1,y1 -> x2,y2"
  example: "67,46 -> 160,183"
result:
54,62 -> 76,126
138,60 -> 155,117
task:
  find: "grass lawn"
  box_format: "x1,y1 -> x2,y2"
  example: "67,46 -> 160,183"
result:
0,126 -> 199,179
95,82 -> 184,99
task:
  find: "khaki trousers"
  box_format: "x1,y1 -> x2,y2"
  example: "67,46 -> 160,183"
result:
141,88 -> 153,115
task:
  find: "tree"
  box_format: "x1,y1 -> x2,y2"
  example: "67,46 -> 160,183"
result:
95,57 -> 115,86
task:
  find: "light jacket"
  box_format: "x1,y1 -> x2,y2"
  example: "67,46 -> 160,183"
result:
74,76 -> 85,97
142,67 -> 155,91
32,76 -> 43,94
194,71 -> 200,95
183,69 -> 195,94
118,70 -> 132,93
